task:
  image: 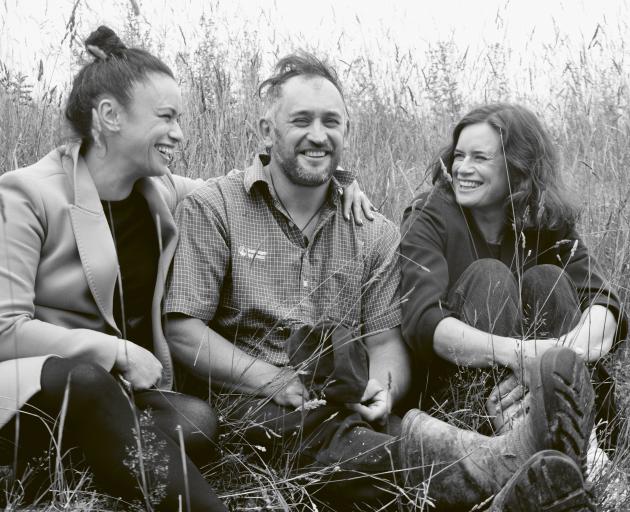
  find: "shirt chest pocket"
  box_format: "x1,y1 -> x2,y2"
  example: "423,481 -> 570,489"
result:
316,258 -> 364,326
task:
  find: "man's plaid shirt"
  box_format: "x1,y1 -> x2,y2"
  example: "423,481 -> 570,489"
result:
164,155 -> 402,366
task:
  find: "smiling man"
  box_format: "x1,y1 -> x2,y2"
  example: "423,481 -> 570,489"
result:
163,53 -> 597,510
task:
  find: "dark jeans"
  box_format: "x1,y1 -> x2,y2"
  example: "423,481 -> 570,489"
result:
223,394 -> 403,507
0,357 -> 227,511
422,259 -> 618,447
182,323 -> 405,509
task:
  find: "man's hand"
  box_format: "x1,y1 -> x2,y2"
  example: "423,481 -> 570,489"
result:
267,367 -> 311,409
114,339 -> 163,390
341,180 -> 375,225
346,378 -> 391,424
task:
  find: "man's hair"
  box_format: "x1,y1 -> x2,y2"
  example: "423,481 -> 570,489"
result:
430,103 -> 578,231
258,51 -> 346,114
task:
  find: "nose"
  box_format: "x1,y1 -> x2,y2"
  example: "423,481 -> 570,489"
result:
169,120 -> 184,143
454,156 -> 473,177
307,119 -> 327,145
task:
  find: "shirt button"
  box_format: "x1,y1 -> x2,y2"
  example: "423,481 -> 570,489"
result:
288,221 -> 294,228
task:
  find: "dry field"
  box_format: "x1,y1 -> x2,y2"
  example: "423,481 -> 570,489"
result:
1,3 -> 629,510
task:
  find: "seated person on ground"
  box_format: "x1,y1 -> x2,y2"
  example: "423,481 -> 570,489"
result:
164,53 -> 598,511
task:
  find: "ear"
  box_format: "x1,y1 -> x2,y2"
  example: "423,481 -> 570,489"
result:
94,97 -> 123,134
258,116 -> 274,152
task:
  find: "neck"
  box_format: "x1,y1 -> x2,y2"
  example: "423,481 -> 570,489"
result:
84,146 -> 137,201
471,208 -> 506,244
268,163 -> 329,225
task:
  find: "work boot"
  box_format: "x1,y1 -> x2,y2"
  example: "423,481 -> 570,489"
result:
401,347 -> 595,510
490,450 -> 595,511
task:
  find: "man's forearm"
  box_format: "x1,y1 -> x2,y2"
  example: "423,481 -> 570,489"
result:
365,327 -> 411,404
165,314 -> 283,395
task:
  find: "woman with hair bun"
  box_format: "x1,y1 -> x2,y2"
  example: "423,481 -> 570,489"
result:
0,26 -> 370,510
400,103 -> 625,456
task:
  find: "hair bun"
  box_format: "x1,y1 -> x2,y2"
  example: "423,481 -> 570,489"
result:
85,26 -> 126,59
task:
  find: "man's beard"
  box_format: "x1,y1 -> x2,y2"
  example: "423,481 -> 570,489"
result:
277,152 -> 339,187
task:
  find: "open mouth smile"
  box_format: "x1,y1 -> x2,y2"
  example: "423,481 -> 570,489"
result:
299,148 -> 331,159
155,144 -> 174,163
457,179 -> 483,190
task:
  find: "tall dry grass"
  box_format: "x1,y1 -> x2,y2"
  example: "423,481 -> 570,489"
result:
1,1 -> 630,510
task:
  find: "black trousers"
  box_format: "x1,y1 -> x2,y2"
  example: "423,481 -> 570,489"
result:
0,357 -> 227,511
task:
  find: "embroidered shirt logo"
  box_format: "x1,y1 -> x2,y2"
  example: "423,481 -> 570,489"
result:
238,245 -> 267,261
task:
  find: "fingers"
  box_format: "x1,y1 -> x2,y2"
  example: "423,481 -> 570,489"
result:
348,401 -> 388,423
498,384 -> 526,411
360,378 -> 384,402
341,183 -> 353,221
360,192 -> 375,222
352,198 -> 364,225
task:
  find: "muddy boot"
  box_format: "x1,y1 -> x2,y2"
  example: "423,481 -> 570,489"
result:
401,347 -> 595,510
490,450 -> 595,511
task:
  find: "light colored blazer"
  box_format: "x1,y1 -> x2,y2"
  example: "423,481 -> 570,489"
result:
0,144 -> 202,428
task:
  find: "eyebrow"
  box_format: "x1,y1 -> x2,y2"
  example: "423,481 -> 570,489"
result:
454,148 -> 496,155
289,109 -> 343,117
157,106 -> 180,116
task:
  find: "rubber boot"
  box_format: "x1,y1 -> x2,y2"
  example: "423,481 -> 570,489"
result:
490,450 -> 595,511
401,347 -> 595,510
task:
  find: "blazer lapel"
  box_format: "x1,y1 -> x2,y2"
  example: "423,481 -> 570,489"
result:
66,147 -> 119,333
137,177 -> 178,388
137,178 -> 178,285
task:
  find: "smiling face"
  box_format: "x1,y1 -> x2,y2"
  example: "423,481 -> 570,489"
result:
116,72 -> 183,179
452,122 -> 510,217
265,75 -> 348,187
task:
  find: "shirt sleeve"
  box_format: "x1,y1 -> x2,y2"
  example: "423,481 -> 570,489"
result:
163,186 -> 229,323
332,167 -> 355,187
554,225 -> 627,350
399,192 -> 456,359
361,218 -> 402,334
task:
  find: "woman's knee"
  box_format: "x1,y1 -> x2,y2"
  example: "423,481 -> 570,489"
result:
450,259 -> 520,334
141,392 -> 219,445
522,264 -> 578,304
41,358 -> 116,399
455,259 -> 517,298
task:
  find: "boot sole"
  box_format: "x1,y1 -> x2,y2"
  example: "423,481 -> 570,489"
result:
537,348 -> 595,475
491,450 -> 595,511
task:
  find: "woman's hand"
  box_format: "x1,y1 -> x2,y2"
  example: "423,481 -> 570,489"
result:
114,339 -> 163,390
486,373 -> 528,433
341,180 -> 375,224
507,338 -> 557,386
346,378 -> 391,425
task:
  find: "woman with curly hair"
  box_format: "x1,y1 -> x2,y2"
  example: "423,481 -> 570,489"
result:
400,103 -> 625,453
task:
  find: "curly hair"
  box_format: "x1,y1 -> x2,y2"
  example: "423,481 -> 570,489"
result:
429,103 -> 578,230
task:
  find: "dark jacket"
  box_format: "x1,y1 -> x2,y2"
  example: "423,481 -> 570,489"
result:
400,187 -> 627,361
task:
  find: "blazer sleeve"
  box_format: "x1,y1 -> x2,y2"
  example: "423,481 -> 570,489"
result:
400,191 -> 457,360
0,172 -> 118,369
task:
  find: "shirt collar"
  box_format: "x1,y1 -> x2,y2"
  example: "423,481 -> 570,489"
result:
243,154 -> 343,204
